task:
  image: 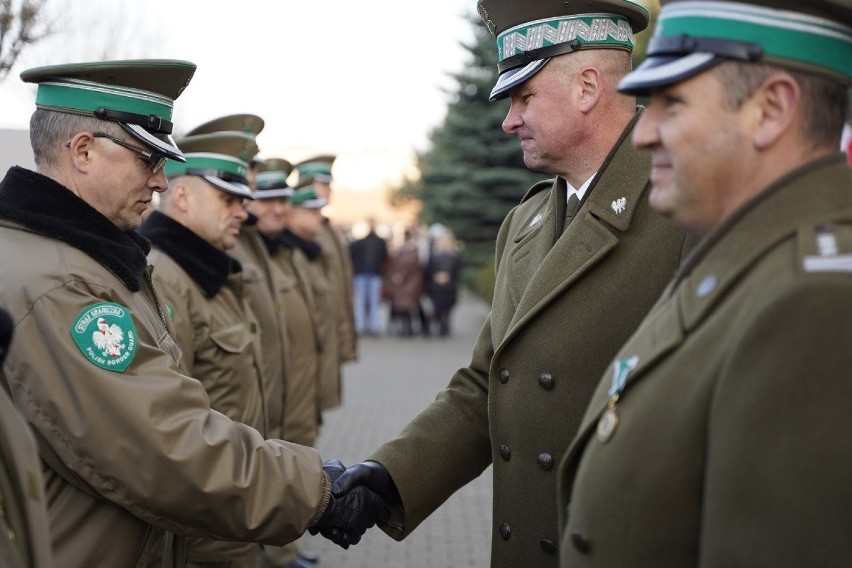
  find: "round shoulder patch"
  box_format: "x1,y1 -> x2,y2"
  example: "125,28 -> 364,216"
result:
70,302 -> 137,373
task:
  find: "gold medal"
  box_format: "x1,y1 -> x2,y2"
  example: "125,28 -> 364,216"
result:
596,407 -> 619,443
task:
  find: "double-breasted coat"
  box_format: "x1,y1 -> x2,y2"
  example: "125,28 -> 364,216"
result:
558,155 -> 852,567
0,167 -> 329,568
370,112 -> 692,568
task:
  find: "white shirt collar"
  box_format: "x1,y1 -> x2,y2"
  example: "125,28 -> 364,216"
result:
566,174 -> 596,202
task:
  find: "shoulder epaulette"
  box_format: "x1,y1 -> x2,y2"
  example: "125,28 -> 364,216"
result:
799,223 -> 852,274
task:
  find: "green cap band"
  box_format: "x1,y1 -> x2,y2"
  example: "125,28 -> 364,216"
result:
497,15 -> 634,63
34,79 -> 174,120
657,2 -> 852,82
256,171 -> 290,190
164,152 -> 248,180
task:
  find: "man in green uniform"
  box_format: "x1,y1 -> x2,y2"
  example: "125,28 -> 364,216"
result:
184,115 -> 289,457
331,1 -> 692,566
0,308 -> 52,568
558,1 -> 852,566
250,168 -> 326,568
0,59 -> 384,567
294,156 -> 357,392
140,131 -> 266,567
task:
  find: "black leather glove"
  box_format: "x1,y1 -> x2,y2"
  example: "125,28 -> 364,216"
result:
309,459 -> 389,549
332,460 -> 402,508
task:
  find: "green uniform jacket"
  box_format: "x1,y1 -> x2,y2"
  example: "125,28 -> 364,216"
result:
316,220 -> 357,364
303,242 -> 342,412
0,167 -> 329,568
143,211 -> 268,564
370,113 -> 691,568
268,237 -> 321,447
558,155 -> 852,567
231,225 -> 288,440
0,386 -> 52,568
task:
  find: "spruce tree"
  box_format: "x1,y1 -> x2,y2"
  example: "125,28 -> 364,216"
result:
397,15 -> 546,291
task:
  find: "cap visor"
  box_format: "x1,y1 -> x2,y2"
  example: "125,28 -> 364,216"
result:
123,123 -> 185,162
254,187 -> 294,199
202,175 -> 255,199
490,58 -> 551,101
618,52 -> 720,95
296,197 -> 328,209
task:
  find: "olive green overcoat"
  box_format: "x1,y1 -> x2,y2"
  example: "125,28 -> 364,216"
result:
370,113 -> 692,568
0,386 -> 52,568
558,155 -> 852,567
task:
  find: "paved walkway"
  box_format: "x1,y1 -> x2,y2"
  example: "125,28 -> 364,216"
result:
305,290 -> 493,567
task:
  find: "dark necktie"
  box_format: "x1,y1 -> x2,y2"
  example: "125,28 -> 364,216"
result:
564,192 -> 581,229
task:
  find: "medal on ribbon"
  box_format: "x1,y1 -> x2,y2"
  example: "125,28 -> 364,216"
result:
597,356 -> 639,443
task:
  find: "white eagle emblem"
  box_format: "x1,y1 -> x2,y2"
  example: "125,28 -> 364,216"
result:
92,317 -> 125,358
611,197 -> 627,214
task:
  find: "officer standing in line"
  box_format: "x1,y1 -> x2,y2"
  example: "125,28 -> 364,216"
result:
329,1 -> 693,566
186,115 -> 289,449
0,307 -> 52,568
294,156 -> 357,408
558,1 -> 852,566
140,131 -> 265,566
249,165 -> 326,568
0,59 -> 385,567
276,179 -> 334,448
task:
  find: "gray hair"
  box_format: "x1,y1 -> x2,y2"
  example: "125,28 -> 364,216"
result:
29,109 -> 125,169
712,61 -> 848,150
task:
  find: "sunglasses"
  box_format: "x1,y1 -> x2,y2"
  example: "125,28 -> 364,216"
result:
92,133 -> 168,174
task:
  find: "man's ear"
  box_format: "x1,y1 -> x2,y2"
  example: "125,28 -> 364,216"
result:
169,181 -> 192,213
576,67 -> 603,113
749,73 -> 800,150
66,132 -> 96,172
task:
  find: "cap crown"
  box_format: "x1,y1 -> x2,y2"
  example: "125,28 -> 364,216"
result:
185,113 -> 265,137
166,132 -> 257,184
21,59 -> 196,161
255,158 -> 295,198
291,177 -> 328,208
294,154 -> 336,183
656,0 -> 852,83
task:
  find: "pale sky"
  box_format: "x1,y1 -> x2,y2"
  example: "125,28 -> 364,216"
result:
0,0 -> 478,192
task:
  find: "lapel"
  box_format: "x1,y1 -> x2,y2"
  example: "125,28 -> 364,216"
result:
569,155 -> 852,450
497,112 -> 650,352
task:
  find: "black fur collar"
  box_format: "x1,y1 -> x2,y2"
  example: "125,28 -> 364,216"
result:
140,210 -> 240,298
279,229 -> 322,261
0,166 -> 150,291
260,231 -> 282,256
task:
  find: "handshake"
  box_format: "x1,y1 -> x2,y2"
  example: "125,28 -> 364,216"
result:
308,459 -> 401,549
